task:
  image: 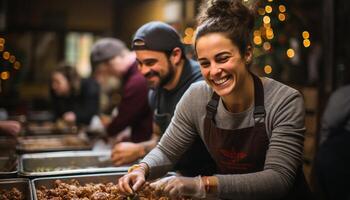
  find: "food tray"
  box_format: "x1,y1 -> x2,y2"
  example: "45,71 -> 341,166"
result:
0,156 -> 18,178
0,178 -> 33,200
19,151 -> 129,177
32,172 -> 126,200
0,137 -> 17,156
25,122 -> 76,135
16,135 -> 92,154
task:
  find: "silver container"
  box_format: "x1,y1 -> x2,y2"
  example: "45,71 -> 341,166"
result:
16,135 -> 92,154
0,156 -> 18,178
32,172 -> 125,200
19,151 -> 129,177
0,178 -> 33,200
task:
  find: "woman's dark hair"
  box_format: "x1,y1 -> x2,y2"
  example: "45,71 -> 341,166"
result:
195,0 -> 257,56
51,63 -> 81,96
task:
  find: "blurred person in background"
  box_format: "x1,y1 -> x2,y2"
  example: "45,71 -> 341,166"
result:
50,64 -> 100,125
118,0 -> 311,199
315,84 -> 350,200
90,38 -> 153,145
111,21 -> 216,176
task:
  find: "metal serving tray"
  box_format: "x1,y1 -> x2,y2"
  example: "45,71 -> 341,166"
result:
16,135 -> 92,154
0,137 -> 17,156
0,178 -> 33,200
0,156 -> 18,178
32,172 -> 125,200
25,122 -> 76,135
19,151 -> 129,177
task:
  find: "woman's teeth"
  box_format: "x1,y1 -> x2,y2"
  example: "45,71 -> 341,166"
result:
213,77 -> 229,85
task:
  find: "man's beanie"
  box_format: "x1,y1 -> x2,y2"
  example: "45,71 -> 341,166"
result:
132,21 -> 184,52
90,38 -> 126,69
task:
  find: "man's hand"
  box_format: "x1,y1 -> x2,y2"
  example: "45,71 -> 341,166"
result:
111,142 -> 145,166
0,120 -> 21,137
63,111 -> 76,124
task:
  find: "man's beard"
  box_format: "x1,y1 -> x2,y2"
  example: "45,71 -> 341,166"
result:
144,59 -> 175,89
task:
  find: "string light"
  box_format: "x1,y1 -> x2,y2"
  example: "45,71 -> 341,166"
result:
302,31 -> 310,39
264,65 -> 273,74
303,39 -> 311,48
263,42 -> 271,51
0,38 -> 5,44
14,61 -> 21,70
278,13 -> 286,21
265,5 -> 272,13
253,36 -> 262,45
0,71 -> 10,80
286,49 -> 295,58
3,51 -> 10,60
9,55 -> 16,63
185,27 -> 194,36
278,5 -> 286,13
0,44 -> 3,52
263,16 -> 271,24
266,28 -> 274,40
258,8 -> 266,15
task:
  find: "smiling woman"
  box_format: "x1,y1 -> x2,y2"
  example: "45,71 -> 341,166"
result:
117,0 -> 311,199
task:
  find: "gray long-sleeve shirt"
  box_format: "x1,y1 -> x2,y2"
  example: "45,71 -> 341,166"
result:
142,78 -> 306,200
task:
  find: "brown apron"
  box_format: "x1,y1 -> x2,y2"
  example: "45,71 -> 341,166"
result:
203,73 -> 312,199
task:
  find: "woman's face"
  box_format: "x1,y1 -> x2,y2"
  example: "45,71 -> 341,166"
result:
51,72 -> 70,96
196,33 -> 251,97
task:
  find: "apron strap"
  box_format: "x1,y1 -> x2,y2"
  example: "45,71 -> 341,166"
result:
205,73 -> 266,123
251,73 -> 266,123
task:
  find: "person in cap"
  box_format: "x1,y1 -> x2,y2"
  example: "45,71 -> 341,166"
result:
118,0 -> 311,199
90,38 -> 153,148
50,64 -> 100,125
110,21 -> 216,175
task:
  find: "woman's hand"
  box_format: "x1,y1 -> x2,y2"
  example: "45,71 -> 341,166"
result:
150,175 -> 206,199
0,120 -> 21,137
118,164 -> 148,194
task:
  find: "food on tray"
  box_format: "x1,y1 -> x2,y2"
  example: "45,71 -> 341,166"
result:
0,187 -> 24,200
19,136 -> 88,150
37,179 -> 185,200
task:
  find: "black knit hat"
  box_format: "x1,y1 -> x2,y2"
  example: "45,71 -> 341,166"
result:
90,38 -> 126,69
132,21 -> 184,52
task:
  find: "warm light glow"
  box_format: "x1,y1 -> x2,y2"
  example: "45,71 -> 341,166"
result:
254,30 -> 261,36
278,13 -> 286,21
253,36 -> 262,45
263,23 -> 271,29
263,42 -> 271,51
263,16 -> 271,24
14,61 -> 21,70
0,38 -> 4,44
183,36 -> 193,45
185,27 -> 194,36
0,71 -> 10,80
9,55 -> 16,63
266,29 -> 274,40
268,0 -> 273,2
258,8 -> 265,15
0,44 -> 4,52
3,51 -> 10,60
303,39 -> 311,48
265,5 -> 272,13
279,5 -> 286,13
302,31 -> 310,39
287,49 -> 295,58
264,65 -> 272,74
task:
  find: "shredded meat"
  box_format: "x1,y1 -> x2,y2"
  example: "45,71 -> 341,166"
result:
36,179 -> 188,200
0,187 -> 24,200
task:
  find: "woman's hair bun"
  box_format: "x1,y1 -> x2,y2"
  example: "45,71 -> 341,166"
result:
198,0 -> 256,30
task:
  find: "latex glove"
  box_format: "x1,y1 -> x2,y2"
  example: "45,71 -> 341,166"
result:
118,165 -> 146,194
150,175 -> 206,199
0,120 -> 21,137
111,142 -> 145,166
